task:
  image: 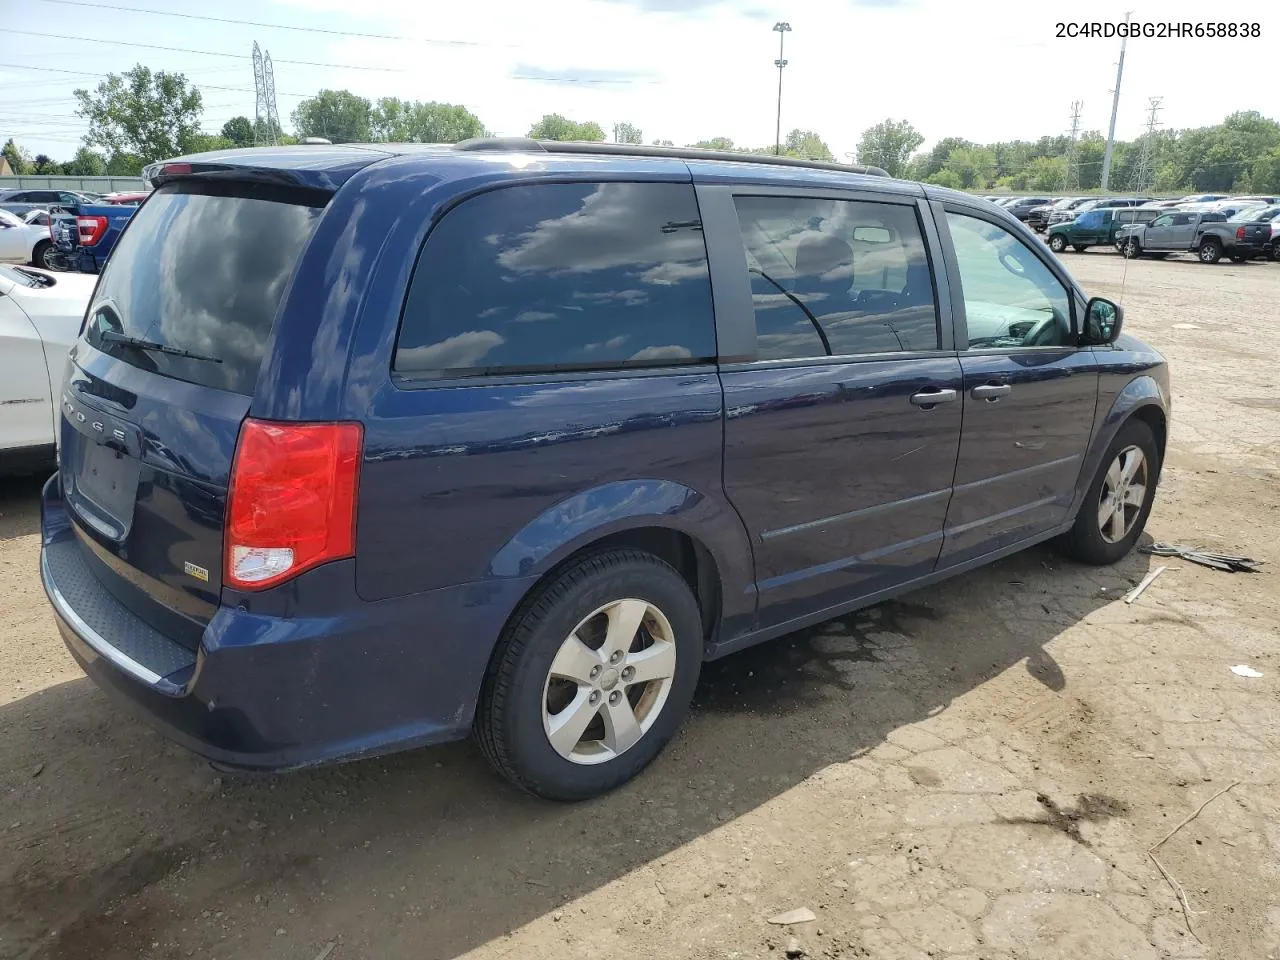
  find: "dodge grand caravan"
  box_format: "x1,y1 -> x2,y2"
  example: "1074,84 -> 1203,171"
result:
40,141 -> 1169,800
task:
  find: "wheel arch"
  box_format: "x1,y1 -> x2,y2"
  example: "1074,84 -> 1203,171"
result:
485,478 -> 755,650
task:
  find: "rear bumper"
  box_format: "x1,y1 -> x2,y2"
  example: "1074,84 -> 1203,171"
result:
40,475 -> 535,770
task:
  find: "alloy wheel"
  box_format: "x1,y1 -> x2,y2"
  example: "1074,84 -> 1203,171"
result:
1097,445 -> 1148,543
542,598 -> 677,765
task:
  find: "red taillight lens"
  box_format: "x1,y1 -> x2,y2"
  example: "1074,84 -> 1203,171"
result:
1236,226 -> 1246,240
225,419 -> 363,591
76,215 -> 108,246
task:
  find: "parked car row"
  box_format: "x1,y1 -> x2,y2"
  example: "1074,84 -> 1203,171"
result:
1041,195 -> 1280,264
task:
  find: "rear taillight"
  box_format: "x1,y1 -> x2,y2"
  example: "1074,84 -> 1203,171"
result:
76,215 -> 108,246
1236,226 -> 1246,240
225,419 -> 363,591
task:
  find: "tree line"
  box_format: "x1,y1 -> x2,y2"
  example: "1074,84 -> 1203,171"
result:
3,62 -> 1277,195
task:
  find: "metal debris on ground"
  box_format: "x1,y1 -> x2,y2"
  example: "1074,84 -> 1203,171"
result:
1230,665 -> 1264,679
1124,565 -> 1168,605
1140,542 -> 1262,573
767,907 -> 817,926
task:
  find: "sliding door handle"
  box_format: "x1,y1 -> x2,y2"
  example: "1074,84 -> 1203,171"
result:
909,388 -> 958,408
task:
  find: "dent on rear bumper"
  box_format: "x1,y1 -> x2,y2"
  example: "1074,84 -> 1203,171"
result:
40,475 -> 535,770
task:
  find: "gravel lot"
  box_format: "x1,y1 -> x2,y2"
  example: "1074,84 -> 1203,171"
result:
1,252 -> 1278,960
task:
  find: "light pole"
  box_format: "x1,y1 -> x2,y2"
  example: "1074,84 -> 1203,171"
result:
773,21 -> 791,156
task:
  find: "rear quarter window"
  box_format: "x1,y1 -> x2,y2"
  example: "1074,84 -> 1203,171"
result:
394,181 -> 715,378
85,183 -> 324,396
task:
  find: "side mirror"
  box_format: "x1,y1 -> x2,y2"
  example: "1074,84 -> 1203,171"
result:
1085,297 -> 1124,345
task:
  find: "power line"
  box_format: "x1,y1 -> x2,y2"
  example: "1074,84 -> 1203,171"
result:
35,0 -> 504,48
0,62 -> 312,98
6,29 -> 408,73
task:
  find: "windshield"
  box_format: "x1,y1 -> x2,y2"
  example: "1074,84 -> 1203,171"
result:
84,184 -> 326,396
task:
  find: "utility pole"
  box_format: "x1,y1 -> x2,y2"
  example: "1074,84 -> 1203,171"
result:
1130,96 -> 1163,192
1100,11 -> 1131,192
1061,100 -> 1083,192
773,21 -> 791,156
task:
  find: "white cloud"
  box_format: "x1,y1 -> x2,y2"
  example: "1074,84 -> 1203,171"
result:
396,330 -> 504,369
629,344 -> 692,361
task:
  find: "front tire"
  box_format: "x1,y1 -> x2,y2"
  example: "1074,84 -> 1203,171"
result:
1048,234 -> 1067,253
1198,238 -> 1223,263
476,549 -> 703,801
1122,238 -> 1142,259
1057,418 -> 1159,566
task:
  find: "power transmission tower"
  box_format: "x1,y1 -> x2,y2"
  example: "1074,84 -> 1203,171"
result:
252,42 -> 281,146
1130,97 -> 1163,192
1060,100 -> 1083,192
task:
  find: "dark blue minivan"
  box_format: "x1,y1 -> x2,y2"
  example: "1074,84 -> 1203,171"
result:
40,141 -> 1169,799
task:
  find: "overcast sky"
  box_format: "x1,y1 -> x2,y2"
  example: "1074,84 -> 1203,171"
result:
0,0 -> 1273,162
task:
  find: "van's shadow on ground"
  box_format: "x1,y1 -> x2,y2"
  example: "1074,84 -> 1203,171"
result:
0,476 -> 1152,959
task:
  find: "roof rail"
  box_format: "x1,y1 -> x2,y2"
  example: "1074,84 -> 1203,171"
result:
453,138 -> 890,178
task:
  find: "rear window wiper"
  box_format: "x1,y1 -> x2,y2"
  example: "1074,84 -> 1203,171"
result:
98,330 -> 222,364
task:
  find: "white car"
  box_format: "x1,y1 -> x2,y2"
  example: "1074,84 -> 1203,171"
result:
0,208 -> 55,268
0,265 -> 95,472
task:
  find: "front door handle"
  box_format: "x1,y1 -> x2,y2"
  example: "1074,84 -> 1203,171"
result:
909,388 -> 958,408
971,384 -> 1012,401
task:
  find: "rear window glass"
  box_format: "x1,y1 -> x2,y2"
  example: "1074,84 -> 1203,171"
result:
85,184 -> 324,396
395,182 -> 715,378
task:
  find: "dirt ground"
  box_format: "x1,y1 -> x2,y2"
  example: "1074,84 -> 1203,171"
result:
2,252 -> 1278,960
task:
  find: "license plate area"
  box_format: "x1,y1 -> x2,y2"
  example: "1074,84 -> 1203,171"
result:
67,441 -> 140,542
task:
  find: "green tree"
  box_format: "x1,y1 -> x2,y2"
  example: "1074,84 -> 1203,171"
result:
907,137 -> 973,181
925,169 -> 963,189
2,138 -> 31,175
943,145 -> 996,189
690,136 -> 737,151
65,147 -> 106,176
855,118 -> 923,177
1250,146 -> 1280,193
106,152 -> 145,176
220,116 -> 254,147
291,90 -> 373,144
612,122 -> 643,144
1022,155 -> 1067,191
185,134 -> 236,153
370,99 -> 485,142
31,153 -> 59,174
527,114 -> 605,141
73,65 -> 203,163
784,129 -> 833,160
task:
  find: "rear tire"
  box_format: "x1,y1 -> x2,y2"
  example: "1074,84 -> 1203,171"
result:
1057,418 -> 1159,566
1229,255 -> 1246,263
1072,245 -> 1088,252
475,549 -> 703,801
31,240 -> 55,269
1198,238 -> 1223,263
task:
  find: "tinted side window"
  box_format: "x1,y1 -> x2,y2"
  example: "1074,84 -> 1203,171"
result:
946,212 -> 1073,349
732,196 -> 939,360
395,182 -> 714,377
